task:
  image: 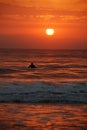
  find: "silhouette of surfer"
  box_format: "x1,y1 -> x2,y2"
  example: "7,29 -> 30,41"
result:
28,62 -> 36,68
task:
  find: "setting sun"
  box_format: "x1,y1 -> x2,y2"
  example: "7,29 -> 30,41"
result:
45,29 -> 55,36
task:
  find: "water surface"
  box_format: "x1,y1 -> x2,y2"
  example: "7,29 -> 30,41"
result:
0,103 -> 87,130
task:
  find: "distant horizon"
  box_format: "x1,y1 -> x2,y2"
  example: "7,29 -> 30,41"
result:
0,47 -> 87,51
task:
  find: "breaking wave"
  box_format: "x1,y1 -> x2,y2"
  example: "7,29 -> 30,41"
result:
0,81 -> 87,104
0,68 -> 18,74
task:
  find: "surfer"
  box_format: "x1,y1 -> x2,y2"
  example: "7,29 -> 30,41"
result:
28,62 -> 36,68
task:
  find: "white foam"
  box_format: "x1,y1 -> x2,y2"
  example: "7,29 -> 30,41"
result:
0,81 -> 87,103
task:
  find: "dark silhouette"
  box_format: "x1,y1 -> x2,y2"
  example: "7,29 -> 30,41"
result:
28,62 -> 36,68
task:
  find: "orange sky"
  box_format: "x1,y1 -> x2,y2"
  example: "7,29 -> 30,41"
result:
0,0 -> 87,49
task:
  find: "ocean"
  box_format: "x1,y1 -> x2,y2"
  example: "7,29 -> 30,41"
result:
0,49 -> 87,129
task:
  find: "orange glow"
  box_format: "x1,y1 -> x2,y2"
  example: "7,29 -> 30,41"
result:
0,104 -> 87,129
0,0 -> 87,49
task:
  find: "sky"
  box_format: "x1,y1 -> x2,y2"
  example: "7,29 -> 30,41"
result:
0,0 -> 87,49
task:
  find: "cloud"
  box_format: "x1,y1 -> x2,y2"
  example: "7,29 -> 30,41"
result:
77,0 -> 87,4
76,0 -> 87,9
0,2 -> 87,24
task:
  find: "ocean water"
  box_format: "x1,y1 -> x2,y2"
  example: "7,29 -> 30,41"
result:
0,104 -> 87,130
0,49 -> 87,129
0,49 -> 87,83
0,49 -> 87,103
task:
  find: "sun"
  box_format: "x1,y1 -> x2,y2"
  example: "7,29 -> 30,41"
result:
45,28 -> 55,36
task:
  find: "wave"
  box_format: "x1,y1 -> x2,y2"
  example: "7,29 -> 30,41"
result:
0,68 -> 18,74
0,81 -> 87,104
0,68 -> 27,74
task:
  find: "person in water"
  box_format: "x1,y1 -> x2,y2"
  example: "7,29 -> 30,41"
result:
28,62 -> 36,68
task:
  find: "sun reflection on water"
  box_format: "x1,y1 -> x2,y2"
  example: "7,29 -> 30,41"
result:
0,104 -> 87,130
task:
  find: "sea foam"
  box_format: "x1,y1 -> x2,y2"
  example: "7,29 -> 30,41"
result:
0,81 -> 87,103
